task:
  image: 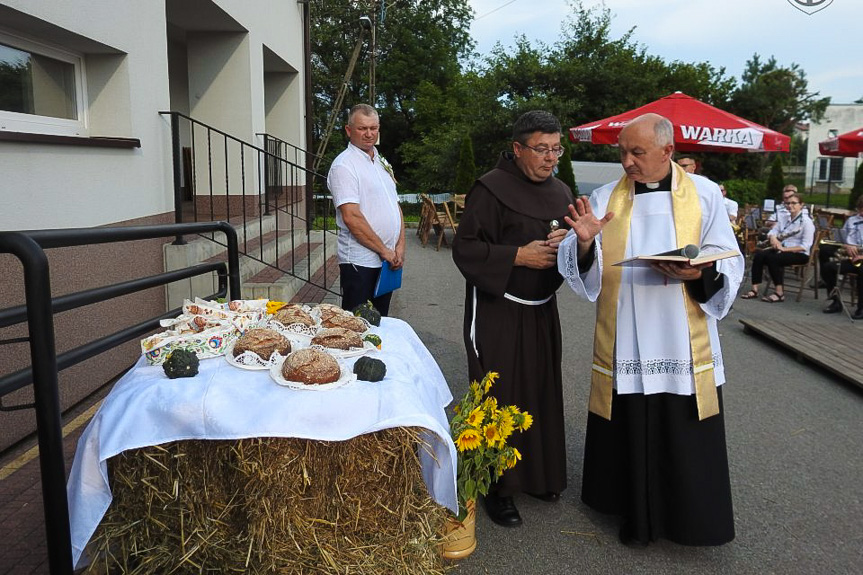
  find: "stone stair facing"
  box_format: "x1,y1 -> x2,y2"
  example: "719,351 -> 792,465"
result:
164,216 -> 340,307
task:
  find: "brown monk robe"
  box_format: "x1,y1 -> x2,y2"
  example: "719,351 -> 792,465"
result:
453,151 -> 572,522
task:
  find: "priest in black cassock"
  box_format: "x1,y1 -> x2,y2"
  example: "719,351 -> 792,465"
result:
558,113 -> 743,547
452,110 -> 573,527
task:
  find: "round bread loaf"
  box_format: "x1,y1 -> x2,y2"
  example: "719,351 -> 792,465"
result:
321,313 -> 367,333
282,348 -> 340,384
311,327 -> 363,350
273,305 -> 316,327
316,303 -> 350,322
233,328 -> 291,359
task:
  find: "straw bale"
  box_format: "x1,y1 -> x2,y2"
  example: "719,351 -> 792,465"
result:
83,428 -> 449,574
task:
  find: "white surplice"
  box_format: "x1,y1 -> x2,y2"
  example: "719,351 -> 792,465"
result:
559,173 -> 744,396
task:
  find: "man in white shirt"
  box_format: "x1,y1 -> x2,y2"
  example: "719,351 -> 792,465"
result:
327,104 -> 405,315
720,184 -> 738,223
555,113 -> 742,547
822,195 -> 863,318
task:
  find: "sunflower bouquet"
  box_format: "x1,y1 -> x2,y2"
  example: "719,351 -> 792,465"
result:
450,371 -> 532,521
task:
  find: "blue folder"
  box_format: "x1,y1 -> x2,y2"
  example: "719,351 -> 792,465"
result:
374,261 -> 403,298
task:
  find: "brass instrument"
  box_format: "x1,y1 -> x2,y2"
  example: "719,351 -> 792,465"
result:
820,239 -> 863,268
756,228 -> 800,250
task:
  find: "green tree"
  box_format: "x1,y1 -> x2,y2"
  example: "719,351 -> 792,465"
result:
849,162 -> 863,211
310,0 -> 474,186
766,155 -> 785,199
556,136 -> 577,196
730,54 -> 830,135
454,134 -> 477,194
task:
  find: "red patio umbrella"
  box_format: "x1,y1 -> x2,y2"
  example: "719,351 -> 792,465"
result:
570,92 -> 790,153
818,127 -> 863,157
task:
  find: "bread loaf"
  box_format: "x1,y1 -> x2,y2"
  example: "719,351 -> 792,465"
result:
311,327 -> 363,350
321,313 -> 367,333
273,305 -> 316,327
233,328 -> 291,360
282,348 -> 340,384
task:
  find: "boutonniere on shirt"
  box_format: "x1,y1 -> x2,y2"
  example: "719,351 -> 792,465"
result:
379,154 -> 398,184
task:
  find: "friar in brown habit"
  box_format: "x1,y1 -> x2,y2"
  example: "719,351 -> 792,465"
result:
452,110 -> 573,528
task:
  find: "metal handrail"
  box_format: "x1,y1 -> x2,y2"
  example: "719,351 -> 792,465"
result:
0,221 -> 241,575
160,111 -> 339,297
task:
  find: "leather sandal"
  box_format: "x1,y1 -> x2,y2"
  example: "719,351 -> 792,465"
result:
761,292 -> 785,303
740,289 -> 759,299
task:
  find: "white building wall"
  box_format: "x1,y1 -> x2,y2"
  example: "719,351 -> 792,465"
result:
806,104 -> 863,192
0,0 -> 307,231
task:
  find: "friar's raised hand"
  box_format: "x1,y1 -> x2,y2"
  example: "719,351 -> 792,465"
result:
563,197 -> 614,244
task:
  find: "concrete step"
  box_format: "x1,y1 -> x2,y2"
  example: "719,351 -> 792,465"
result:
243,231 -> 340,302
164,216 -> 340,308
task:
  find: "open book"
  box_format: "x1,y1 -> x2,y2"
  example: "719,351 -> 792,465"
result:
613,249 -> 739,267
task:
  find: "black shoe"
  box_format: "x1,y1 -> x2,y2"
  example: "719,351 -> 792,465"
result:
853,308 -> 863,320
483,492 -> 522,527
526,491 -> 561,503
618,524 -> 648,548
823,299 -> 843,314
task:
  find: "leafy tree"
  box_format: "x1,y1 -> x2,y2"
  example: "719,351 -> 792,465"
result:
849,162 -> 863,211
310,0 -> 474,186
454,134 -> 476,194
723,179 -> 766,208
556,136 -> 577,196
729,54 -> 830,135
766,155 -> 785,199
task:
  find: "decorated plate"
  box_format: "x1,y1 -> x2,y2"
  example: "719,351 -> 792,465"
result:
224,341 -> 287,370
269,354 -> 356,391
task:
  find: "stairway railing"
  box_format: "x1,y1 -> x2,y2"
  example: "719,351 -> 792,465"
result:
160,111 -> 338,297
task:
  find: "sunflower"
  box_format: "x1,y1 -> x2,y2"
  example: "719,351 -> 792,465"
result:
482,422 -> 502,446
455,428 -> 482,452
517,412 -> 533,432
466,406 -> 485,427
506,447 -> 522,469
266,300 -> 287,315
496,409 -> 514,440
483,371 -> 499,393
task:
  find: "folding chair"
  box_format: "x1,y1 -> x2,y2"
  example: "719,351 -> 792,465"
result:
419,193 -> 448,250
441,200 -> 459,246
785,229 -> 825,302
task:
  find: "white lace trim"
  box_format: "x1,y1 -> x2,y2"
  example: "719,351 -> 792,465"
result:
616,352 -> 723,376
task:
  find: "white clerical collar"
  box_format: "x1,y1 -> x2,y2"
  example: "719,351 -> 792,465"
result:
645,182 -> 660,189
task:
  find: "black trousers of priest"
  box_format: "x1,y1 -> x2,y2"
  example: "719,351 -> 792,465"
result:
581,388 -> 735,546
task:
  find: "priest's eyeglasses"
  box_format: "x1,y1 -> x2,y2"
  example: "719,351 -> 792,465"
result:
520,143 -> 565,158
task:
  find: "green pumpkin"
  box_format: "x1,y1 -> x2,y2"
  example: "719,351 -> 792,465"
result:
352,300 -> 381,327
163,348 -> 200,379
363,333 -> 382,349
353,356 -> 386,382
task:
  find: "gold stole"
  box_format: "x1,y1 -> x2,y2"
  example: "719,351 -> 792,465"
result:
589,163 -> 720,421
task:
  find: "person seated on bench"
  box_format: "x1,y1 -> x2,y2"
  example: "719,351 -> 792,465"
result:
740,193 -> 814,303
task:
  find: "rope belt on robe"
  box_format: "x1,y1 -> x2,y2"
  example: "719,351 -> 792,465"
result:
590,163 -> 720,421
469,287 -> 553,357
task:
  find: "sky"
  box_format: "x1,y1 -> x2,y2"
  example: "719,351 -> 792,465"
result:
467,0 -> 861,105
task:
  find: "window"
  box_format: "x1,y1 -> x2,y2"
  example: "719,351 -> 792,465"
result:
0,30 -> 86,136
817,157 -> 843,182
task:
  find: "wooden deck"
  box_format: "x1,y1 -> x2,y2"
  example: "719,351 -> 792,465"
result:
739,318 -> 863,389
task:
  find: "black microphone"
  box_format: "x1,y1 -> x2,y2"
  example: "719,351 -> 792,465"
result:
653,244 -> 700,259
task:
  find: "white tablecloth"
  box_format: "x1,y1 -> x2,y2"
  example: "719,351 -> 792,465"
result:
66,317 -> 457,569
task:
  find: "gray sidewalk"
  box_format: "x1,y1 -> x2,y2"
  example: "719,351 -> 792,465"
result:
392,233 -> 863,575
